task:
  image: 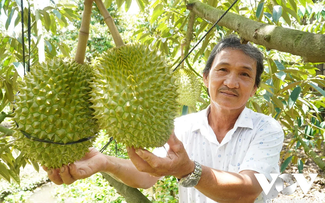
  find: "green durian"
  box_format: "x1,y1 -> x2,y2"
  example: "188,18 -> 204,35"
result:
174,67 -> 202,107
91,44 -> 178,148
13,58 -> 99,169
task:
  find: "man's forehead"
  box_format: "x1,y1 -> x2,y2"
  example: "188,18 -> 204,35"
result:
212,49 -> 257,70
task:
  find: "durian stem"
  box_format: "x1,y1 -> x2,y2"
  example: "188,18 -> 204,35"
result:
94,0 -> 124,47
75,0 -> 93,64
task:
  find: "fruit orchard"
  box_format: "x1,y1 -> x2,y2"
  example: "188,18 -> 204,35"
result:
0,0 -> 324,202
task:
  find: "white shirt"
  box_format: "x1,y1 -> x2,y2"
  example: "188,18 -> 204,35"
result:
157,106 -> 284,203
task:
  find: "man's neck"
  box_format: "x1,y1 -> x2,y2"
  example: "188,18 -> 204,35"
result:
207,105 -> 244,143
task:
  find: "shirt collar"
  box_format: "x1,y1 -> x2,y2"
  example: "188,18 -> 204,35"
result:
191,106 -> 254,144
233,107 -> 254,129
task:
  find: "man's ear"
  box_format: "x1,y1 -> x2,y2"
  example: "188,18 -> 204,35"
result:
250,85 -> 258,97
203,73 -> 209,88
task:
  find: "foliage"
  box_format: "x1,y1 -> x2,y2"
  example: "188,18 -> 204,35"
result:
127,0 -> 325,171
0,0 -> 131,184
151,176 -> 178,203
0,164 -> 48,202
0,0 -> 325,202
134,0 -> 325,171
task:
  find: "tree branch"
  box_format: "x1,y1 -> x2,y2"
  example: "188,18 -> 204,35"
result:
94,0 -> 124,47
101,172 -> 152,203
187,1 -> 325,63
74,0 -> 93,64
296,136 -> 325,172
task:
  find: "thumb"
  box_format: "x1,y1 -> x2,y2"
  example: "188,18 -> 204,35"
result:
167,133 -> 183,152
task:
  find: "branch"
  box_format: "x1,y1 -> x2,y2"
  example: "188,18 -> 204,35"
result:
101,173 -> 152,203
94,0 -> 124,47
185,12 -> 196,56
0,125 -> 14,136
187,1 -> 325,63
296,136 -> 325,171
74,0 -> 93,64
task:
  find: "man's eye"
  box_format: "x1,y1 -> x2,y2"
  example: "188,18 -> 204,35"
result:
242,73 -> 250,77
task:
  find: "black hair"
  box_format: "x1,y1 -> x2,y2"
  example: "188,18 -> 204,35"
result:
203,35 -> 264,87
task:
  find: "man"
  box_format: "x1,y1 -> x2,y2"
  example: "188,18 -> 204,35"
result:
46,35 -> 284,202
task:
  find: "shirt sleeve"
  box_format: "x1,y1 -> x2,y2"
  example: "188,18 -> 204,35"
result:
239,118 -> 284,181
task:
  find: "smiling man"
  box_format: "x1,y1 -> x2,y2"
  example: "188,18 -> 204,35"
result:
46,35 -> 284,203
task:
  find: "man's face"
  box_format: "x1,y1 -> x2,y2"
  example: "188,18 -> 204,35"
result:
203,48 -> 257,111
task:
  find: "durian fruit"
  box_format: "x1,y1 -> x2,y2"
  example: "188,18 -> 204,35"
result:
13,58 -> 99,169
174,67 -> 202,107
91,44 -> 178,148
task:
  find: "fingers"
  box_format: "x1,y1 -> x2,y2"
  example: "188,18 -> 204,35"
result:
58,165 -> 76,185
46,168 -> 64,185
167,132 -> 185,154
44,165 -> 76,185
127,147 -> 153,171
129,147 -> 169,176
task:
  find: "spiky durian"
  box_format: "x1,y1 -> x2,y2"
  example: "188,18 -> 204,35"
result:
13,58 -> 99,169
174,67 -> 201,107
91,44 -> 178,148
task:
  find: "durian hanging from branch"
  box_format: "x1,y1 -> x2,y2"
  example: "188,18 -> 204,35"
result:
12,0 -> 99,169
91,0 -> 179,148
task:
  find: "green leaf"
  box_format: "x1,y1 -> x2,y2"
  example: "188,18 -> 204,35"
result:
150,4 -> 164,24
4,82 -> 14,102
288,86 -> 301,108
0,162 -> 11,182
125,0 -> 132,12
31,160 -> 40,172
288,0 -> 297,12
45,40 -> 52,52
116,0 -> 124,9
281,7 -> 291,25
274,60 -> 285,70
298,0 -> 307,7
5,8 -> 15,30
50,15 -> 57,33
275,71 -> 286,81
256,1 -> 265,19
136,0 -> 145,11
309,82 -> 325,97
42,10 -> 51,31
53,9 -> 61,20
7,169 -> 20,185
104,0 -> 113,8
59,43 -> 70,57
272,5 -> 283,23
281,155 -> 292,173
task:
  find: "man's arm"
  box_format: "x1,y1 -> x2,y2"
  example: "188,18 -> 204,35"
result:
45,147 -> 160,189
196,167 -> 262,202
131,133 -> 262,202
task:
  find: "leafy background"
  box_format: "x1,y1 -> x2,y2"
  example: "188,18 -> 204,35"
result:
0,0 -> 324,202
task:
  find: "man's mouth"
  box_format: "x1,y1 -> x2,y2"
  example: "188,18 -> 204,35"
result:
220,90 -> 238,97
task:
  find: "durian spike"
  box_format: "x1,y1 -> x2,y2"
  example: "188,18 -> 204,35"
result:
94,0 -> 124,47
75,0 -> 94,64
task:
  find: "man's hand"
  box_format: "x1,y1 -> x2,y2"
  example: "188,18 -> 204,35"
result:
127,133 -> 195,179
43,147 -> 107,185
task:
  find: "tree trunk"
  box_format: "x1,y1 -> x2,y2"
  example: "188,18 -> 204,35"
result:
187,1 -> 325,63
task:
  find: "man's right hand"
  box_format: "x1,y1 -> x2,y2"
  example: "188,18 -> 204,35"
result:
43,147 -> 107,185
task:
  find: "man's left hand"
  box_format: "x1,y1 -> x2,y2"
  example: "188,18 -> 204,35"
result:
127,133 -> 195,179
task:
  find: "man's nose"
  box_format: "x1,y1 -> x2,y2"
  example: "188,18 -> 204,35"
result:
223,74 -> 239,89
